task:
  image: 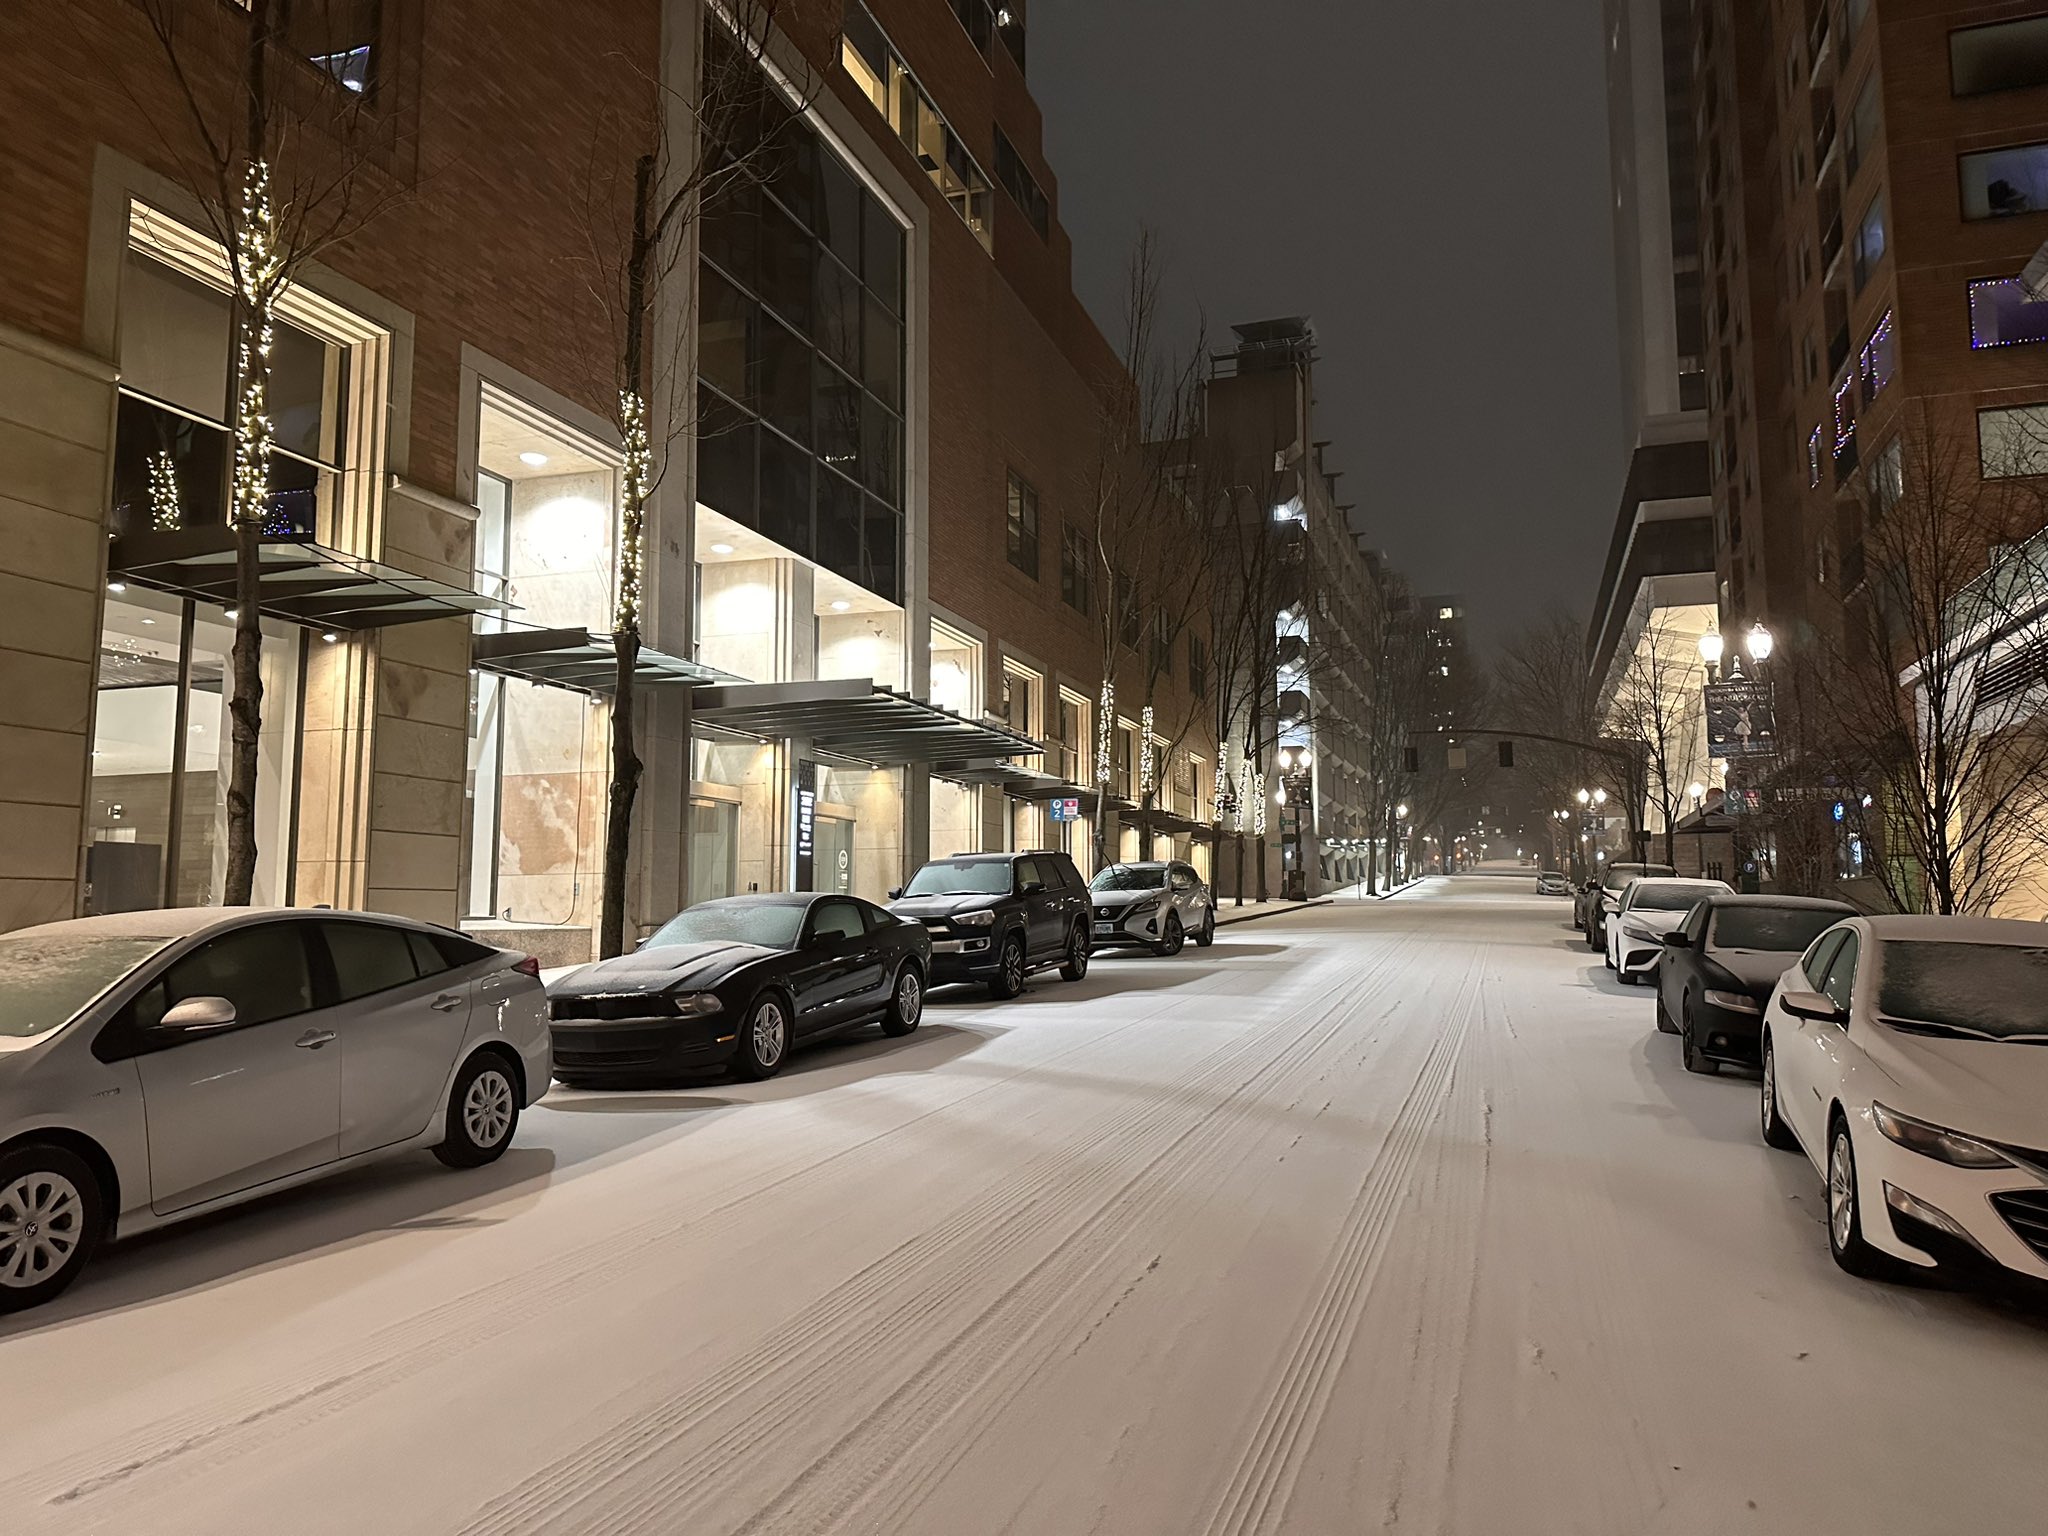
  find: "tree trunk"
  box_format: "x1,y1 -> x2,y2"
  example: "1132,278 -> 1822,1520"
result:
223,1 -> 277,907
1232,828 -> 1244,907
599,627 -> 643,957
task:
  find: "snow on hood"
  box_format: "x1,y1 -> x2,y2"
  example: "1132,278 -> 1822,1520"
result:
548,941 -> 774,996
889,893 -> 1004,921
1705,949 -> 1804,994
1861,1026 -> 2048,1148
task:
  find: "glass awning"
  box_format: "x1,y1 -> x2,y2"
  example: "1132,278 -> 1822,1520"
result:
109,528 -> 508,632
688,680 -> 1043,766
472,626 -> 731,694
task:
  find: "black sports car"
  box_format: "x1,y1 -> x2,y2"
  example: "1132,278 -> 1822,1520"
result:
546,893 -> 933,1084
1654,893 -> 1856,1073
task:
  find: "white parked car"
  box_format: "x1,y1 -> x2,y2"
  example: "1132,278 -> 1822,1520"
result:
1758,915 -> 2048,1281
1088,860 -> 1216,954
1606,876 -> 1732,982
0,908 -> 550,1312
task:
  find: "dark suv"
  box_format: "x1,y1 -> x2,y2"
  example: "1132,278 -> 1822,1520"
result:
887,850 -> 1092,998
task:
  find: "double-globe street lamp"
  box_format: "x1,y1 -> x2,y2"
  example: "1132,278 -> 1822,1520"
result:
1274,746 -> 1315,900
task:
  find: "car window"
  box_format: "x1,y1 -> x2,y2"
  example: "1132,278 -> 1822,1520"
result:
648,902 -> 806,950
1802,930 -> 1845,988
808,899 -> 865,944
321,921 -> 421,1003
1820,932 -> 1859,1015
1685,903 -> 1712,942
1014,857 -> 1044,891
1711,905 -> 1852,953
855,899 -> 900,931
408,929 -> 454,976
149,922 -> 317,1031
1877,942 -> 2048,1039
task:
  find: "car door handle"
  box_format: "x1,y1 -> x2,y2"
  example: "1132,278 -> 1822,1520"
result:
430,993 -> 465,1012
295,1029 -> 337,1050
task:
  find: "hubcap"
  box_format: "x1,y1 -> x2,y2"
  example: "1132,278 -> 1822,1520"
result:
1070,937 -> 1087,976
1005,944 -> 1024,989
896,972 -> 921,1023
1762,1046 -> 1776,1124
463,1070 -> 516,1148
1829,1132 -> 1855,1251
0,1172 -> 84,1289
754,1001 -> 786,1064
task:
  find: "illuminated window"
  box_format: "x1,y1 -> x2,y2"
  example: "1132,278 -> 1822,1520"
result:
1852,196 -> 1887,291
1961,142 -> 2048,220
841,3 -> 993,253
1859,310 -> 1895,398
1969,278 -> 2048,350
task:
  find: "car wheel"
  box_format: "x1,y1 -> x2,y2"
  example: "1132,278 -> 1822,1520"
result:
1059,926 -> 1090,982
1680,1005 -> 1716,1074
434,1052 -> 522,1168
0,1145 -> 103,1314
1654,990 -> 1679,1034
1193,906 -> 1216,947
880,963 -> 924,1037
1156,912 -> 1185,957
732,992 -> 791,1080
1826,1116 -> 1895,1279
989,934 -> 1027,999
1760,1034 -> 1799,1151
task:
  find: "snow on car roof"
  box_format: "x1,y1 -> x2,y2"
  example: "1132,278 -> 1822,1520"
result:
1859,914 -> 2048,945
3,906 -> 285,942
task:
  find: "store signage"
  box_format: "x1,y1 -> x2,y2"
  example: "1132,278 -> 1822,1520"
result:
1049,797 -> 1082,823
1705,679 -> 1776,759
793,760 -> 817,889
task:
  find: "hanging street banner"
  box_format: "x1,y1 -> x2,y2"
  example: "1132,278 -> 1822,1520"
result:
1705,679 -> 1776,759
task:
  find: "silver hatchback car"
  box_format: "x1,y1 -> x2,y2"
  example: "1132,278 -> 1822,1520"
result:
0,908 -> 551,1312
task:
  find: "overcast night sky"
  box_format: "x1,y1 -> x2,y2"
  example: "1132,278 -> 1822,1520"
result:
1033,2 -> 1623,657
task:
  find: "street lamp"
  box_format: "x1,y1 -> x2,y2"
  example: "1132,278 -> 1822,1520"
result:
1576,788 -> 1591,806
1746,622 -> 1775,664
1697,631 -> 1725,673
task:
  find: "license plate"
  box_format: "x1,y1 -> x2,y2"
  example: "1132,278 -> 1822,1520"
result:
1093,922 -> 1115,936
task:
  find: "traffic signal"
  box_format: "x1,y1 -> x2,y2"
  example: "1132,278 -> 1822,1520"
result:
1403,746 -> 1419,774
1498,740 -> 1515,768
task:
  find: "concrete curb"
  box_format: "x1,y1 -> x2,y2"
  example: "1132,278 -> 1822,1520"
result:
1214,898 -> 1333,927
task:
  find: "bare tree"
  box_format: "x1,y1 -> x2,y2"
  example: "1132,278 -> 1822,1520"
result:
104,0 -> 411,902
1817,406 -> 2048,914
1494,607 -> 1607,877
567,4 -> 822,956
1604,610 -> 1709,865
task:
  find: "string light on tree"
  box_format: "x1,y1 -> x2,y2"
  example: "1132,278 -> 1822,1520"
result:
1095,680 -> 1115,788
231,159 -> 282,540
615,389 -> 652,630
1138,705 -> 1156,799
1252,770 -> 1267,837
147,451 -> 182,531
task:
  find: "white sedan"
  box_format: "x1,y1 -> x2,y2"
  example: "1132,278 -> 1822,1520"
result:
1606,876 -> 1732,982
1758,915 -> 2048,1281
0,908 -> 551,1312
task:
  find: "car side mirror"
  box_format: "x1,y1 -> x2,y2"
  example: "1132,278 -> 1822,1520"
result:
888,888 -> 902,901
1780,989 -> 1846,1025
1662,931 -> 1691,948
158,995 -> 237,1033
1021,881 -> 1046,896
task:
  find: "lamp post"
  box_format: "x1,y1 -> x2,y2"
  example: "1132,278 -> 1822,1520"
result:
1275,746 -> 1313,900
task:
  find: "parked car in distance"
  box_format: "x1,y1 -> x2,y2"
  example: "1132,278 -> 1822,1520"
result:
1605,876 -> 1732,981
1089,861 -> 1216,954
548,893 -> 932,1085
887,851 -> 1090,998
1655,894 -> 1856,1072
1757,915 -> 2048,1283
0,908 -> 549,1313
1537,869 -> 1572,897
1583,861 -> 1678,949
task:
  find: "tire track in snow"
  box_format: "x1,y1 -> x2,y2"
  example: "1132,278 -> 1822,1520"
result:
1197,948 -> 1481,1536
451,932 -> 1433,1536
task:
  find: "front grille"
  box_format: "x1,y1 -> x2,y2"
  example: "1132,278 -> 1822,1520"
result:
1094,906 -> 1116,920
1991,1190 -> 2048,1261
553,1043 -> 668,1069
551,993 -> 675,1023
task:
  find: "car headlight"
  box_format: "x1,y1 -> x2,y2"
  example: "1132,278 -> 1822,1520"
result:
1703,989 -> 1762,1013
669,991 -> 724,1017
1871,1103 -> 2012,1169
1128,897 -> 1161,916
953,909 -> 998,927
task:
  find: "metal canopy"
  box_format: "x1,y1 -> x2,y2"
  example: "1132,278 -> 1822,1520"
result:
931,759 -> 1091,797
472,626 -> 730,695
689,679 -> 1043,766
110,527 -> 508,632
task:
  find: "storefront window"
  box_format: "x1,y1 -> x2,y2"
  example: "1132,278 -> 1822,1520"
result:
88,592 -> 302,912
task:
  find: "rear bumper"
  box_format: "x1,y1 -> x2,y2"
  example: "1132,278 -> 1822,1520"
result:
549,1017 -> 736,1081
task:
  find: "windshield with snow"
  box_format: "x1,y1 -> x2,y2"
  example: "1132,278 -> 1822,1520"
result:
1603,863 -> 1674,892
1628,882 -> 1722,911
0,933 -> 171,1040
1711,906 -> 1848,953
1878,942 -> 2048,1040
1092,865 -> 1167,892
647,903 -> 805,951
903,860 -> 1014,897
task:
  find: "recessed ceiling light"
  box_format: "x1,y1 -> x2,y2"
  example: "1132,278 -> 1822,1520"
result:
107,581 -> 126,594
140,617 -> 155,625
709,542 -> 734,555
519,451 -> 550,468
830,599 -> 851,612
321,631 -> 339,643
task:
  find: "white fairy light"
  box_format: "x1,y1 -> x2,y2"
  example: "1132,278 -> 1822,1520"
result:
147,450 -> 182,531
615,389 -> 652,630
1095,679 -> 1115,788
1138,705 -> 1156,799
231,159 -> 282,543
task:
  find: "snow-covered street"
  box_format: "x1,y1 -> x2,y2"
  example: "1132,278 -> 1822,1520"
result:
6,875 -> 2048,1534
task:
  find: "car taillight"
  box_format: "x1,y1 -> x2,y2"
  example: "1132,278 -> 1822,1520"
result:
512,955 -> 541,978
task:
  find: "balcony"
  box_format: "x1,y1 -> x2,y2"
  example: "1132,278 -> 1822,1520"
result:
1827,323 -> 1852,378
1808,5 -> 1833,85
1820,211 -> 1845,276
1812,105 -> 1838,184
